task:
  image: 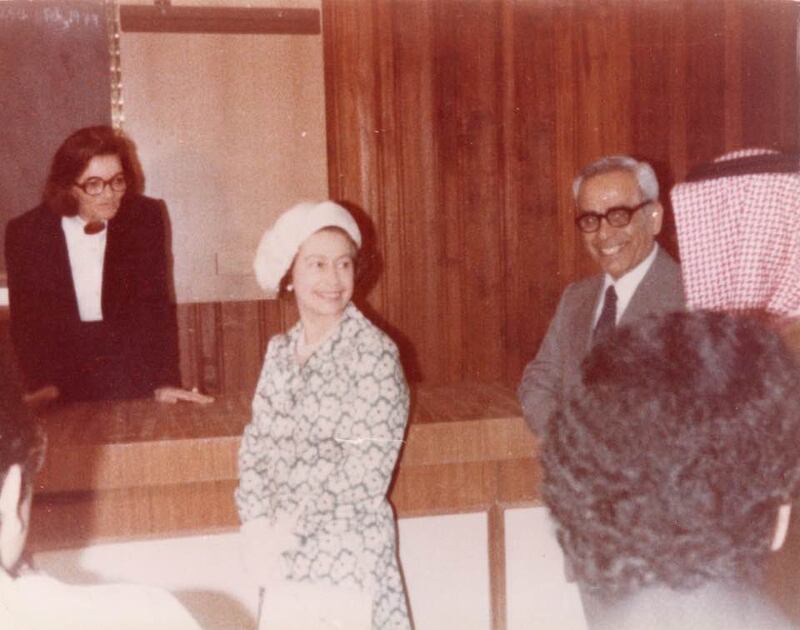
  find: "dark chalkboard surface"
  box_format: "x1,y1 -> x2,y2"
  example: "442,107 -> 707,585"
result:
0,0 -> 111,276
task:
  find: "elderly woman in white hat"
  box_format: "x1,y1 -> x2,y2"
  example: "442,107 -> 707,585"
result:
235,201 -> 412,630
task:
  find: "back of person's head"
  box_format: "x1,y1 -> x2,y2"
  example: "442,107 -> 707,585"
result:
43,125 -> 143,217
542,310 -> 800,599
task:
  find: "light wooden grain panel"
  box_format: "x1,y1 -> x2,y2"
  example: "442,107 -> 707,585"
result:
219,301 -> 263,395
686,0 -> 727,166
488,504 -> 507,630
740,0 -> 800,150
431,0 -> 468,383
451,0 -> 506,383
506,1 -> 563,384
371,0 -> 404,332
629,1 -> 683,258
666,2 -> 690,186
723,0 -> 744,152
553,2 -> 581,291
390,461 -> 496,517
497,458 -> 541,508
322,0 -> 374,208
390,0 -> 444,384
38,438 -> 240,493
30,481 -> 239,551
401,418 -> 535,467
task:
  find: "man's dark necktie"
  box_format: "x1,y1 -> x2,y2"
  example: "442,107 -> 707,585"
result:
593,285 -> 617,344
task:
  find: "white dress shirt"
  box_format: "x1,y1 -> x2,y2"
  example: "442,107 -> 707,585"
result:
61,216 -> 107,322
593,244 -> 659,326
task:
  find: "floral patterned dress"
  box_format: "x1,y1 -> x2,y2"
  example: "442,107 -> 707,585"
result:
236,303 -> 412,629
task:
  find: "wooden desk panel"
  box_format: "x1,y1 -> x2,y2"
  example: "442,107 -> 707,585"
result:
31,383 -> 538,541
34,384 -> 535,493
30,383 -> 538,630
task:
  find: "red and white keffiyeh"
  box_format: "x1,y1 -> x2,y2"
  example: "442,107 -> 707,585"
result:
672,148 -> 800,318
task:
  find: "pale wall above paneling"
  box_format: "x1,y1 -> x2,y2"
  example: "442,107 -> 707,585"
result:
119,2 -> 326,303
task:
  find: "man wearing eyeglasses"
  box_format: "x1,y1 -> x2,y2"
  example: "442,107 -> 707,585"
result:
517,155 -> 684,435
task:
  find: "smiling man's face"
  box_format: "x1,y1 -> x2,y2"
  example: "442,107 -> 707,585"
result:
577,169 -> 663,279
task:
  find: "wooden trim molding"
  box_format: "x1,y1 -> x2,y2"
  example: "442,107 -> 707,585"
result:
119,5 -> 320,35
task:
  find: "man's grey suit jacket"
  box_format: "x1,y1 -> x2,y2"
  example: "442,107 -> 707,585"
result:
517,247 -> 685,434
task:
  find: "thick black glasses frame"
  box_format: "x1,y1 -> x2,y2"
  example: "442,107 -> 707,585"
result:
73,173 -> 127,196
575,200 -> 651,233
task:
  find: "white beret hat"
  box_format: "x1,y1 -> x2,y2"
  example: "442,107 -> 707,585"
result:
253,200 -> 362,298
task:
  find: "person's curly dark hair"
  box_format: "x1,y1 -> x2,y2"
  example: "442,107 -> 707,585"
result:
541,310 -> 800,599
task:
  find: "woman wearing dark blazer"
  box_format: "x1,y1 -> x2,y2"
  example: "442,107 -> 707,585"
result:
5,125 -> 211,404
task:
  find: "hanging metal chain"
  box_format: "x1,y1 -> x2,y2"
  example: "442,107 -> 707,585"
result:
106,0 -> 124,130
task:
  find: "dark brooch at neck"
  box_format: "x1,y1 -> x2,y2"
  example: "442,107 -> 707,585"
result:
83,221 -> 105,235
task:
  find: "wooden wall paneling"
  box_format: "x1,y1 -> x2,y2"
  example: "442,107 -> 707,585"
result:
320,0 -> 346,200
371,0 -> 404,337
505,2 -> 563,383
449,0 -> 506,382
323,0 -> 385,293
277,298 -> 299,335
176,303 -> 200,390
175,297 -> 301,396
119,5 -> 320,35
323,0 -> 420,380
572,2 -> 604,170
740,0 -> 800,151
666,3 -> 690,187
322,1 -> 378,227
389,0 -> 444,384
553,3 -> 581,301
257,298 -> 286,360
629,1 -> 685,259
594,1 -> 634,157
499,0 -> 522,386
723,0 -> 744,153
430,1 -> 468,383
203,302 -> 226,394
217,301 -> 263,396
629,2 -> 678,170
319,0 -> 799,389
685,1 -> 728,168
572,0 -> 634,280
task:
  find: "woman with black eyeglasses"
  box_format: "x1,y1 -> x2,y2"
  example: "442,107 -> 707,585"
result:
5,125 -> 212,405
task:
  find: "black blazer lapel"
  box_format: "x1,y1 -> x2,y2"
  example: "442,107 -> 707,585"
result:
101,196 -> 137,318
40,211 -> 80,314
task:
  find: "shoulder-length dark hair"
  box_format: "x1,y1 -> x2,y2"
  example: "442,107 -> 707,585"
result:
43,125 -> 143,217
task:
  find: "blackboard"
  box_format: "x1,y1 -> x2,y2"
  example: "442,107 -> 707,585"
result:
0,0 -> 111,276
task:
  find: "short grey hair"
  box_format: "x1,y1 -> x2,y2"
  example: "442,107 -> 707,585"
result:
572,155 -> 659,203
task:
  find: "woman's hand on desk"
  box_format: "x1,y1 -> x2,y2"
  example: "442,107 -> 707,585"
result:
23,385 -> 60,407
154,386 -> 214,404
